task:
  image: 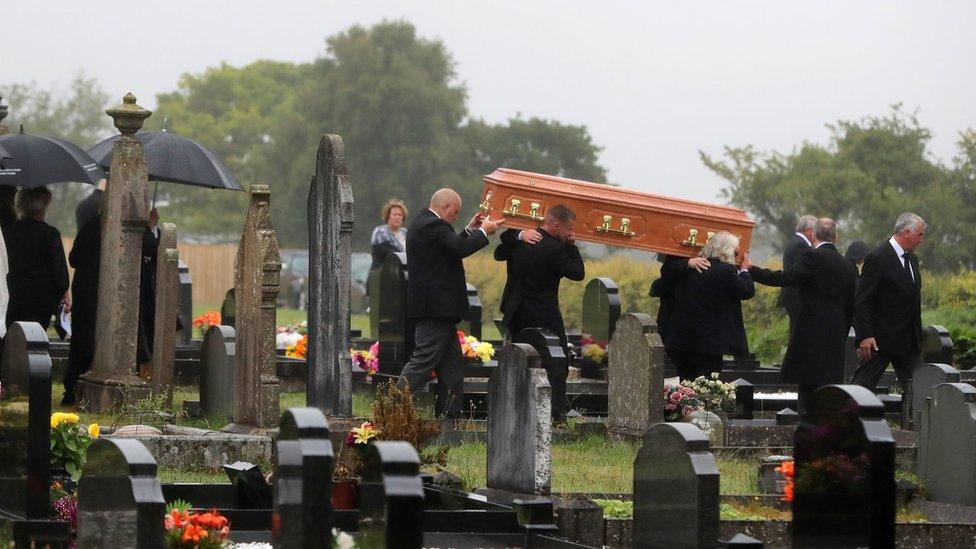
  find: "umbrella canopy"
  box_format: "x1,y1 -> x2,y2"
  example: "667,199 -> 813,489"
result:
0,132 -> 105,188
88,130 -> 243,191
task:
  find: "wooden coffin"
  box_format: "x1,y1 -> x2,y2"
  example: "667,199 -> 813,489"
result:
479,168 -> 754,258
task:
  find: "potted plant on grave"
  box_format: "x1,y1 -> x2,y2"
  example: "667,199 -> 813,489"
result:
50,412 -> 99,483
51,480 -> 78,544
332,421 -> 380,509
163,500 -> 231,548
577,334 -> 608,379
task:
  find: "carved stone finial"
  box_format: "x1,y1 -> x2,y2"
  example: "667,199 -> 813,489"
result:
106,92 -> 151,135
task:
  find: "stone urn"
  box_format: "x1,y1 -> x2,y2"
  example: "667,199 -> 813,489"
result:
682,410 -> 725,447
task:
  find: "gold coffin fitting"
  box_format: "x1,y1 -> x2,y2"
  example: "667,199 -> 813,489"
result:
595,214 -> 635,237
504,198 -> 544,222
681,228 -> 715,247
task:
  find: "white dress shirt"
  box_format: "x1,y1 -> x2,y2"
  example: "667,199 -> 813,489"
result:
888,236 -> 914,282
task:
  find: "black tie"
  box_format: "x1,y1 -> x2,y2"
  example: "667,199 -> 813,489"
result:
902,252 -> 913,281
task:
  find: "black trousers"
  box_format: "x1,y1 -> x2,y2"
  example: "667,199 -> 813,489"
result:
852,350 -> 920,392
672,351 -> 722,381
397,318 -> 464,418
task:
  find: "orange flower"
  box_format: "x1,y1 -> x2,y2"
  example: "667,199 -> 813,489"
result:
783,482 -> 794,502
192,311 -> 222,329
181,523 -> 208,543
775,460 -> 794,478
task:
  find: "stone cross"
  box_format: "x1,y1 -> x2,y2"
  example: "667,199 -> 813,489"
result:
358,441 -> 425,548
487,343 -> 552,495
307,135 -> 354,415
607,313 -> 664,435
77,438 -> 166,548
150,223 -> 179,408
581,277 -> 620,344
200,325 -> 237,423
78,93 -> 152,412
918,382 -> 976,506
633,422 -> 720,549
177,260 -> 193,346
230,184 -> 281,429
792,385 -> 895,548
273,408 -> 335,548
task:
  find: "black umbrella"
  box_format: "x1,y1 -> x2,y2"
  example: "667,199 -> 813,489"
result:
87,130 -> 243,192
0,131 -> 106,188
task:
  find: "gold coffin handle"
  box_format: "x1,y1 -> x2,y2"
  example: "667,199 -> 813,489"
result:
504,198 -> 544,222
595,214 -> 635,237
478,190 -> 493,214
681,229 -> 716,247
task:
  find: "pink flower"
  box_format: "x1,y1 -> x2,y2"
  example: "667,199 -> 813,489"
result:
665,402 -> 678,411
681,405 -> 695,416
669,392 -> 683,403
369,341 -> 379,357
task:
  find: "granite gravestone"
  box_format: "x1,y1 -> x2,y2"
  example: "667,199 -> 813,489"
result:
200,325 -> 237,423
272,408 -> 334,548
513,328 -> 569,419
77,438 -> 166,548
369,252 -> 414,377
150,223 -> 179,408
223,461 -> 271,508
220,288 -> 236,328
230,184 -> 282,429
906,363 -> 960,432
459,283 -> 483,340
921,325 -> 953,365
731,378 -> 755,420
0,321 -> 50,397
307,134 -> 354,416
792,385 -> 895,549
633,422 -> 720,549
918,382 -> 976,506
607,313 -> 664,435
177,260 -> 192,346
487,343 -> 552,495
581,277 -> 621,345
358,441 -> 424,549
78,93 -> 152,411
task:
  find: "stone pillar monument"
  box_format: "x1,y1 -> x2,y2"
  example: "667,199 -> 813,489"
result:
227,185 -> 282,430
77,93 -> 151,411
150,223 -> 179,408
307,135 -> 354,416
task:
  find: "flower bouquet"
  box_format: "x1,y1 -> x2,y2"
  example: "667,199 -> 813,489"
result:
164,500 -> 230,548
284,334 -> 308,360
680,373 -> 736,413
577,334 -> 608,378
351,342 -> 379,376
663,384 -> 702,421
50,412 -> 99,480
458,331 -> 494,363
332,421 -> 380,510
276,321 -> 308,349
776,460 -> 795,502
192,311 -> 221,337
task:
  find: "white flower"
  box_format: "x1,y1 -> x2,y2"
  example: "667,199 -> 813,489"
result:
276,331 -> 303,349
332,528 -> 356,549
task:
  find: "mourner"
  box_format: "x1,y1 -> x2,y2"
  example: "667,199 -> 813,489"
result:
664,231 -> 754,380
853,212 -> 926,392
779,214 -> 816,337
649,253 -> 711,351
494,204 -> 585,420
396,188 -> 503,419
746,218 -> 857,413
370,198 -> 409,270
63,213 -> 102,406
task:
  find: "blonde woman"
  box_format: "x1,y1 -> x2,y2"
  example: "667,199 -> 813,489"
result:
370,199 -> 409,270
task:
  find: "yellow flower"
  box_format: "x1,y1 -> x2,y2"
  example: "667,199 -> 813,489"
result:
50,412 -> 80,428
350,421 -> 379,444
88,423 -> 100,439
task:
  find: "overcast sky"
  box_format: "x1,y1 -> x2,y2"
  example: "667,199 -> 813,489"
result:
3,1 -> 974,202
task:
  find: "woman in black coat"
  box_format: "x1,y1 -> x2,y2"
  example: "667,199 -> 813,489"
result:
5,187 -> 69,330
664,232 -> 754,380
62,214 -> 101,405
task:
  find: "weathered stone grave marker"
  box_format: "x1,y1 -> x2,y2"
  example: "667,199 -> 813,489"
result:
358,441 -> 424,548
150,222 -> 179,408
200,325 -> 236,423
272,407 -> 334,548
607,313 -> 664,435
918,382 -> 976,506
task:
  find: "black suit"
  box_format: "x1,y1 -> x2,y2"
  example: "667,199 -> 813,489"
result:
63,215 -> 101,404
777,234 -> 811,336
649,255 -> 692,345
397,208 -> 488,418
494,228 -> 585,418
852,240 -> 923,391
664,259 -> 754,379
749,243 -> 857,386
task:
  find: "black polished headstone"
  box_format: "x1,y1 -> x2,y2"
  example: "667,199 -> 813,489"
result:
792,385 -> 895,549
906,362 -> 959,432
199,325 -> 236,423
220,288 -> 236,328
272,408 -> 334,548
77,438 -> 166,548
177,260 -> 193,346
223,461 -> 271,509
921,325 -> 953,366
459,283 -> 483,340
359,440 -> 424,548
633,422 -> 720,549
369,252 -> 414,377
918,382 -> 976,506
581,277 -> 620,344
731,378 -> 754,420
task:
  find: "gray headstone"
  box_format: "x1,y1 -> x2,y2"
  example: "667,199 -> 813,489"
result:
487,343 -> 552,495
358,441 -> 424,549
792,385 -> 895,549
177,260 -> 192,346
369,252 -> 414,377
607,313 -> 664,434
307,134 -> 354,416
918,382 -> 976,506
150,223 -> 179,408
0,321 -> 50,397
200,325 -> 236,423
921,325 -> 953,366
220,288 -> 236,328
458,283 -> 483,340
633,422 -> 720,549
273,408 -> 335,548
581,277 -> 620,344
906,363 -> 959,432
77,438 -> 165,549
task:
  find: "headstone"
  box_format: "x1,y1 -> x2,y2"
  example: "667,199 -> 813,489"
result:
230,184 -> 282,429
220,288 -> 236,328
77,438 -> 166,548
199,325 -> 236,423
921,325 -> 953,365
581,277 -> 620,344
307,134 -> 354,415
724,533 -> 764,548
150,223 -> 179,408
459,283 -> 483,340
555,496 -> 603,547
906,362 -> 959,432
633,422 -> 720,549
223,461 -> 272,509
775,407 -> 798,425
177,260 -> 192,346
792,385 -> 895,549
607,313 -> 665,435
78,93 -> 152,411
757,454 -> 793,494
487,343 -> 552,495
369,252 -> 414,377
514,328 -> 569,418
0,322 -> 53,519
273,408 -> 334,548
918,382 -> 976,506
731,378 -> 754,419
358,441 -> 424,549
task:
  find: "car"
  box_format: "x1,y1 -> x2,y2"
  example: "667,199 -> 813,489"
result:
278,249 -> 371,314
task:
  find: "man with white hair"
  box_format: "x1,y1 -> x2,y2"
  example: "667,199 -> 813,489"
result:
852,212 -> 926,391
779,214 -> 817,337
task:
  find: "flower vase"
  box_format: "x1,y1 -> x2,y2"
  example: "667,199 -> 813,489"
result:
681,410 -> 725,447
332,479 -> 359,510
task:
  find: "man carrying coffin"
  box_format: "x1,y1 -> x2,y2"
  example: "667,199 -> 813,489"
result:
494,204 -> 585,420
